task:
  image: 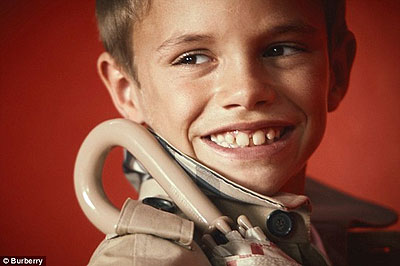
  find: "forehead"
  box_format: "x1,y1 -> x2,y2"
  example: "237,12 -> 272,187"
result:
136,0 -> 325,34
133,0 -> 326,57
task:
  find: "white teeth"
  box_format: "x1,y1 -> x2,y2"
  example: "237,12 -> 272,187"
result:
252,130 -> 266,146
225,133 -> 235,144
236,132 -> 250,147
217,134 -> 225,142
230,143 -> 239,148
210,127 -> 284,148
220,142 -> 229,148
266,129 -> 275,140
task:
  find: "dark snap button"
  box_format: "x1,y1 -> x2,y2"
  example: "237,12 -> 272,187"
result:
142,197 -> 177,213
266,210 -> 293,237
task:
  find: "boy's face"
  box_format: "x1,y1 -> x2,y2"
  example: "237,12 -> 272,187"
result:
129,0 -> 331,195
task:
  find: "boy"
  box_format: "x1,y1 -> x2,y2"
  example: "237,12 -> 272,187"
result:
89,0 -> 364,265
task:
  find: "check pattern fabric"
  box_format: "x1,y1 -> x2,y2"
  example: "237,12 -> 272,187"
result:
122,130 -> 331,266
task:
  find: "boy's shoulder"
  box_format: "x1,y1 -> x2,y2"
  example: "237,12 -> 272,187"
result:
306,177 -> 399,266
89,233 -> 210,266
305,177 -> 397,228
88,198 -> 210,266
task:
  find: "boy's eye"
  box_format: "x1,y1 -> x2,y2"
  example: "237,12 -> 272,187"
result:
263,45 -> 302,57
172,52 -> 211,65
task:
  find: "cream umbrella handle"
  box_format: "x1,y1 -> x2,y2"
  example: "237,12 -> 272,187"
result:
74,119 -> 231,234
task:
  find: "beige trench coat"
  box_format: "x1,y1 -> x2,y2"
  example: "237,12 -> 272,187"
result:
88,177 -> 331,266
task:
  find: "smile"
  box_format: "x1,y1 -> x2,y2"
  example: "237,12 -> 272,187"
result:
208,126 -> 293,148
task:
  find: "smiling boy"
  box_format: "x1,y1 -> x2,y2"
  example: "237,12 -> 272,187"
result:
90,0 -> 357,265
98,0 -> 354,196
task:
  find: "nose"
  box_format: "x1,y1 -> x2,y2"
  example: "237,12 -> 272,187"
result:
214,58 -> 276,110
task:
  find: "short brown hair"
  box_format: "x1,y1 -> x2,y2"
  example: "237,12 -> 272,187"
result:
95,0 -> 151,79
96,0 -> 349,79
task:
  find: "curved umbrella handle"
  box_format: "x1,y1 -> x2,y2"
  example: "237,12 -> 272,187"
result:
74,119 -> 230,234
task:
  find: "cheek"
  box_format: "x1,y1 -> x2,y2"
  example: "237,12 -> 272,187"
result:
159,80 -> 209,126
291,59 -> 330,151
272,55 -> 329,153
277,57 -> 330,118
140,74 -> 210,149
303,61 -> 330,124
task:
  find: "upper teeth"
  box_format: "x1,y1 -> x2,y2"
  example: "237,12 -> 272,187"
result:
210,128 -> 283,148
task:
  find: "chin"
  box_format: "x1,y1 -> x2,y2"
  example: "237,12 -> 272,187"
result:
220,167 -> 293,196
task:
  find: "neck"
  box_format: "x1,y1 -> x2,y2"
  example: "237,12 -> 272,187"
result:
280,166 -> 306,195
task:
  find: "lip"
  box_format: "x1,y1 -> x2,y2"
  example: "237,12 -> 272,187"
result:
201,122 -> 298,160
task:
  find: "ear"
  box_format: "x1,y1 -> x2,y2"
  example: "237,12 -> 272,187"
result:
328,30 -> 357,112
97,52 -> 145,123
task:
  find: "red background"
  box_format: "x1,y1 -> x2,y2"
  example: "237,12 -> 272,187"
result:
0,1 -> 399,265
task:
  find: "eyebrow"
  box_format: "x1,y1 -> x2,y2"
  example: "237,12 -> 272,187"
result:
156,22 -> 319,53
157,34 -> 213,53
267,22 -> 319,36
